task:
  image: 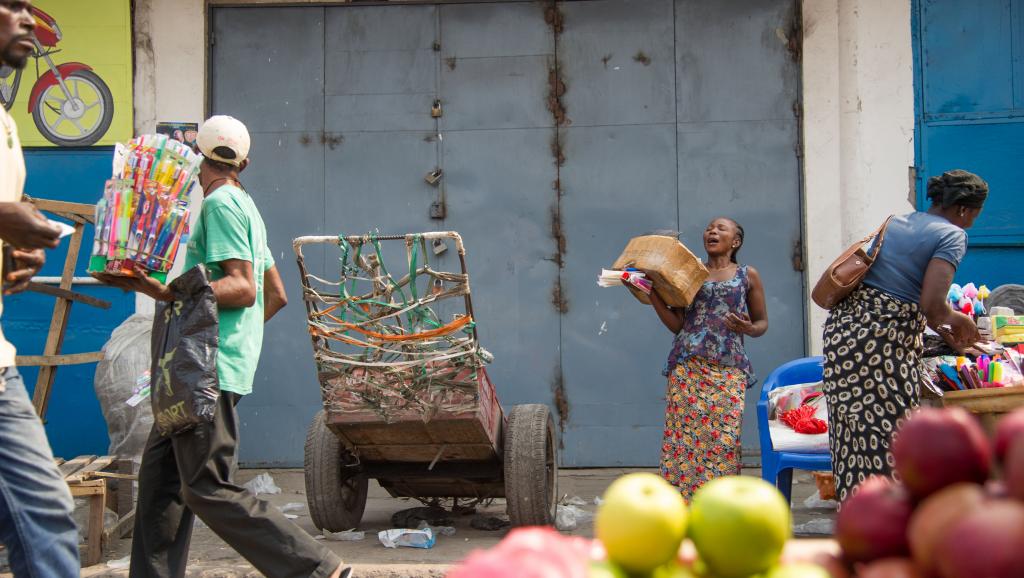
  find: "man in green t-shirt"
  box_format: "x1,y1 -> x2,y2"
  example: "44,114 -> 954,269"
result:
102,117 -> 350,578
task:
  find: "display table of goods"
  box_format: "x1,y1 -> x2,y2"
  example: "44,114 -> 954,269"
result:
921,283 -> 1024,431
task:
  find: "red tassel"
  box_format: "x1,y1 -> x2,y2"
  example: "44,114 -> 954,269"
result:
779,404 -> 828,434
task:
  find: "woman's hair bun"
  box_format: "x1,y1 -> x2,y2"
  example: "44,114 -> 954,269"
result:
926,169 -> 988,209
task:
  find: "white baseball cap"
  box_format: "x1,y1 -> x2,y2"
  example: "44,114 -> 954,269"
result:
197,115 -> 251,166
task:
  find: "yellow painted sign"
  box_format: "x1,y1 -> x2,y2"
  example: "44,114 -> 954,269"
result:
0,0 -> 132,147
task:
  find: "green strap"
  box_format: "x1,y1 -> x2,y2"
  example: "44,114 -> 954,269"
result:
408,235 -> 443,330
350,241 -> 364,302
338,236 -> 351,322
326,233 -> 480,350
370,235 -> 415,329
408,235 -> 420,301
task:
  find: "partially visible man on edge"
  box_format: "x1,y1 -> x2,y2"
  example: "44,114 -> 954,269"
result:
98,115 -> 352,578
0,1 -> 82,576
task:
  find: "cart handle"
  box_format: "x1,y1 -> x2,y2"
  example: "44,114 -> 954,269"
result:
292,231 -> 465,258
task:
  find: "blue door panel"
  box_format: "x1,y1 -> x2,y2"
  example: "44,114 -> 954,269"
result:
1015,0 -> 1024,109
959,248 -> 1024,290
920,0 -> 1014,116
920,121 -> 1024,244
916,0 -> 1024,292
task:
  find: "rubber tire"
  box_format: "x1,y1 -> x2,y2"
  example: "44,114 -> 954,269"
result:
303,410 -> 369,532
504,404 -> 558,527
0,67 -> 21,111
32,69 -> 114,146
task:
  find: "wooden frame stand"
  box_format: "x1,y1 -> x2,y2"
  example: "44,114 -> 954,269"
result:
58,455 -> 136,567
16,198 -> 109,417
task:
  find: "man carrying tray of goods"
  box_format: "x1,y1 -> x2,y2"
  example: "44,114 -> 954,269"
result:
97,116 -> 352,578
0,2 -> 81,576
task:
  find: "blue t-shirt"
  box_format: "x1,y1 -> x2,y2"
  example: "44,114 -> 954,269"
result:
862,212 -> 967,304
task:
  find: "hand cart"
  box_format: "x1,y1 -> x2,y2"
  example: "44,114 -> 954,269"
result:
293,231 -> 558,531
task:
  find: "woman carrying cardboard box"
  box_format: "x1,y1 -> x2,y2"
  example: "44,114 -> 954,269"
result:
647,218 -> 768,500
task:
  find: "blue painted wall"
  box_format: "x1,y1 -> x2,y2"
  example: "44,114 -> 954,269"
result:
913,0 -> 1024,286
5,148 -> 134,459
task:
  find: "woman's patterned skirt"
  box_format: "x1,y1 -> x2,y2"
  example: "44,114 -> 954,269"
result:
660,356 -> 746,501
823,285 -> 927,501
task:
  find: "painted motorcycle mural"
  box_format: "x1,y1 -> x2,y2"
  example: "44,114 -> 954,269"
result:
0,5 -> 114,146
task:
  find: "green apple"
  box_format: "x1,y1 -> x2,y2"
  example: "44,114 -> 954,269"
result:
651,559 -> 700,578
595,472 -> 688,575
588,560 -> 631,578
690,556 -> 711,577
761,563 -> 832,578
688,476 -> 792,578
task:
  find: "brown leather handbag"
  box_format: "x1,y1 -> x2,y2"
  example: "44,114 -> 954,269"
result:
812,216 -> 893,309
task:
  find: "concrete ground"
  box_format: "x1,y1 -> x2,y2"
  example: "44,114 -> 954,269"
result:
17,468 -> 836,578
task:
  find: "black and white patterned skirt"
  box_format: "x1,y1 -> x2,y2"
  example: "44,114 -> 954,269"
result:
822,285 -> 927,502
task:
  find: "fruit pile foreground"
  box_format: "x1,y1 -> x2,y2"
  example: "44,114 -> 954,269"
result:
446,406 -> 1024,578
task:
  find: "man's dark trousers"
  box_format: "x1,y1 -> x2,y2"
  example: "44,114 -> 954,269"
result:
129,392 -> 341,578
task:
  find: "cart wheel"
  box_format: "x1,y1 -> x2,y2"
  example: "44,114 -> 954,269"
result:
304,410 -> 368,532
504,404 -> 558,526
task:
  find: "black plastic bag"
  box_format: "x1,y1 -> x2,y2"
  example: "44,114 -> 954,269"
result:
151,265 -> 219,436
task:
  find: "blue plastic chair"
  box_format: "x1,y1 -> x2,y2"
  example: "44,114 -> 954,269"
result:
757,356 -> 832,504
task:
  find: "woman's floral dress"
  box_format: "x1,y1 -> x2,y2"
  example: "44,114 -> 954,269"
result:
661,266 -> 753,500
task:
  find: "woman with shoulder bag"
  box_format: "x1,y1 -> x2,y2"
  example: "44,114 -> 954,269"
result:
823,169 -> 988,501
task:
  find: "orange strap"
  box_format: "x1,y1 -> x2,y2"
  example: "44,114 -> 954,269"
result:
310,314 -> 472,343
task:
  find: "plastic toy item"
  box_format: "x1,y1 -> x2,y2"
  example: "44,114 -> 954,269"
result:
977,356 -> 990,380
975,299 -> 987,316
990,361 -> 1004,385
962,282 -> 979,300
959,297 -> 974,315
621,270 -> 653,295
948,283 -> 963,304
978,285 -> 991,300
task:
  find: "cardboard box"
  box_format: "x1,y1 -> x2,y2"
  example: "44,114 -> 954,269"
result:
612,235 -> 709,307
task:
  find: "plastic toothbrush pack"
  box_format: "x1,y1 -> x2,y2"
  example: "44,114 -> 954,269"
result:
88,134 -> 202,283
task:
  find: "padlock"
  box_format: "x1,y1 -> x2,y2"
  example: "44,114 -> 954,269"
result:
431,277 -> 444,295
429,200 -> 446,220
424,169 -> 443,186
432,238 -> 448,255
431,99 -> 443,118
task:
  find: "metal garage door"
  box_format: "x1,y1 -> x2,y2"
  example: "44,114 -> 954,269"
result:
210,0 -> 804,467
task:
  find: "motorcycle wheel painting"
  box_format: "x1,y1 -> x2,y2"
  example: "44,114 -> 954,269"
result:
0,2 -> 126,147
31,68 -> 114,147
